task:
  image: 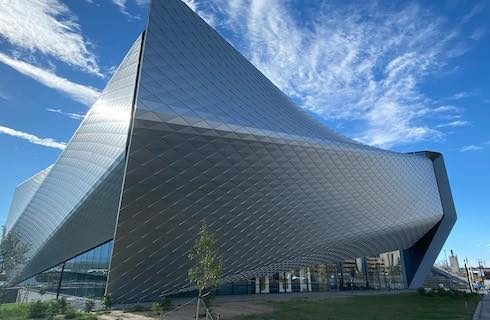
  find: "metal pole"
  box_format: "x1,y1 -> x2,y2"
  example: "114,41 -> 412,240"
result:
464,259 -> 472,293
56,262 -> 65,299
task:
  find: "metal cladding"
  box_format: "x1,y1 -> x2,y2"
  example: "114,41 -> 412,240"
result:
5,0 -> 455,305
106,0 -> 452,303
5,166 -> 52,235
6,34 -> 143,281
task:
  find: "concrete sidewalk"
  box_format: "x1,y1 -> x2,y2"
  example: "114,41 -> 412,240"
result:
474,294 -> 490,320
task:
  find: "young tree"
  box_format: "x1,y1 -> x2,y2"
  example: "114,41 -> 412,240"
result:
103,294 -> 113,312
0,227 -> 30,282
188,224 -> 222,320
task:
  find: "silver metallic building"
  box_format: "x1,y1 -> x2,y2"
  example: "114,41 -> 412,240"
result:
5,0 -> 456,304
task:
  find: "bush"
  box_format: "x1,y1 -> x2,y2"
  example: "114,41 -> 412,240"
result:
160,296 -> 173,311
103,294 -> 113,311
436,288 -> 446,296
152,302 -> 161,315
152,296 -> 173,316
416,287 -> 426,295
27,300 -> 48,318
84,299 -> 95,313
46,300 -> 60,319
426,289 -> 436,297
58,297 -> 68,314
126,304 -> 147,312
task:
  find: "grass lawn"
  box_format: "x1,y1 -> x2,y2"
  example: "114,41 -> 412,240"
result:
0,303 -> 29,320
0,301 -> 97,319
235,293 -> 481,320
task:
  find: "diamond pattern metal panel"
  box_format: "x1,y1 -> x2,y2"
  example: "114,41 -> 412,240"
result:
5,34 -> 143,280
107,0 -> 445,303
5,165 -> 52,234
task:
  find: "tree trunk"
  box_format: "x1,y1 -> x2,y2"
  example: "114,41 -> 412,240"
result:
195,289 -> 202,320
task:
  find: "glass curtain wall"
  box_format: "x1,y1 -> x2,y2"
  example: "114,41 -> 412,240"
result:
18,264 -> 63,296
18,241 -> 113,299
235,250 -> 405,295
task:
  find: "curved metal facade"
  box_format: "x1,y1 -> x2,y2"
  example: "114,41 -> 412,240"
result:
106,0 -> 452,303
6,34 -> 143,281
5,0 -> 455,304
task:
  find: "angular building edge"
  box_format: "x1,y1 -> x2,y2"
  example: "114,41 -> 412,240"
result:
401,151 -> 457,289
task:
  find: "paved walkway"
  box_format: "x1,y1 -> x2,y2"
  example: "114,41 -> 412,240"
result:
475,294 -> 490,320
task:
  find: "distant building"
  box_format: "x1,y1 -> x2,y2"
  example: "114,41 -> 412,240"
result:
449,250 -> 460,274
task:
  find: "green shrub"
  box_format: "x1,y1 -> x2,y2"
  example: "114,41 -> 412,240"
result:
160,296 -> 173,311
152,301 -> 161,315
84,299 -> 95,313
58,297 -> 68,314
46,300 -> 60,319
103,294 -> 112,311
416,287 -> 426,295
27,300 -> 48,318
426,289 -> 436,297
126,304 -> 147,312
0,303 -> 30,319
152,296 -> 173,316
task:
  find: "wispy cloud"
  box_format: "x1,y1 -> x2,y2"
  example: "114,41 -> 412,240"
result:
446,91 -> 474,101
0,87 -> 10,102
0,51 -> 99,105
110,0 -> 147,18
181,0 -> 217,26
460,145 -> 484,152
0,125 -> 66,150
46,108 -> 85,120
184,1 -> 483,148
436,120 -> 470,128
111,0 -> 132,16
0,0 -> 101,76
470,27 -> 487,40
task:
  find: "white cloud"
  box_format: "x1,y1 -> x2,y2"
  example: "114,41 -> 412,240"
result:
470,27 -> 487,40
185,1 -> 481,148
110,0 -> 147,18
0,51 -> 99,105
111,0 -> 130,15
433,105 -> 462,113
0,125 -> 66,150
0,87 -> 10,102
446,91 -> 473,100
46,108 -> 85,120
436,120 -> 470,128
459,145 -> 484,152
0,0 -> 101,76
181,0 -> 217,26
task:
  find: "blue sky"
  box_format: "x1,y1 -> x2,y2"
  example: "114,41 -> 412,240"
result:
0,0 -> 488,267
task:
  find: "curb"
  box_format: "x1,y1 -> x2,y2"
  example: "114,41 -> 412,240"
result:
473,300 -> 482,320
